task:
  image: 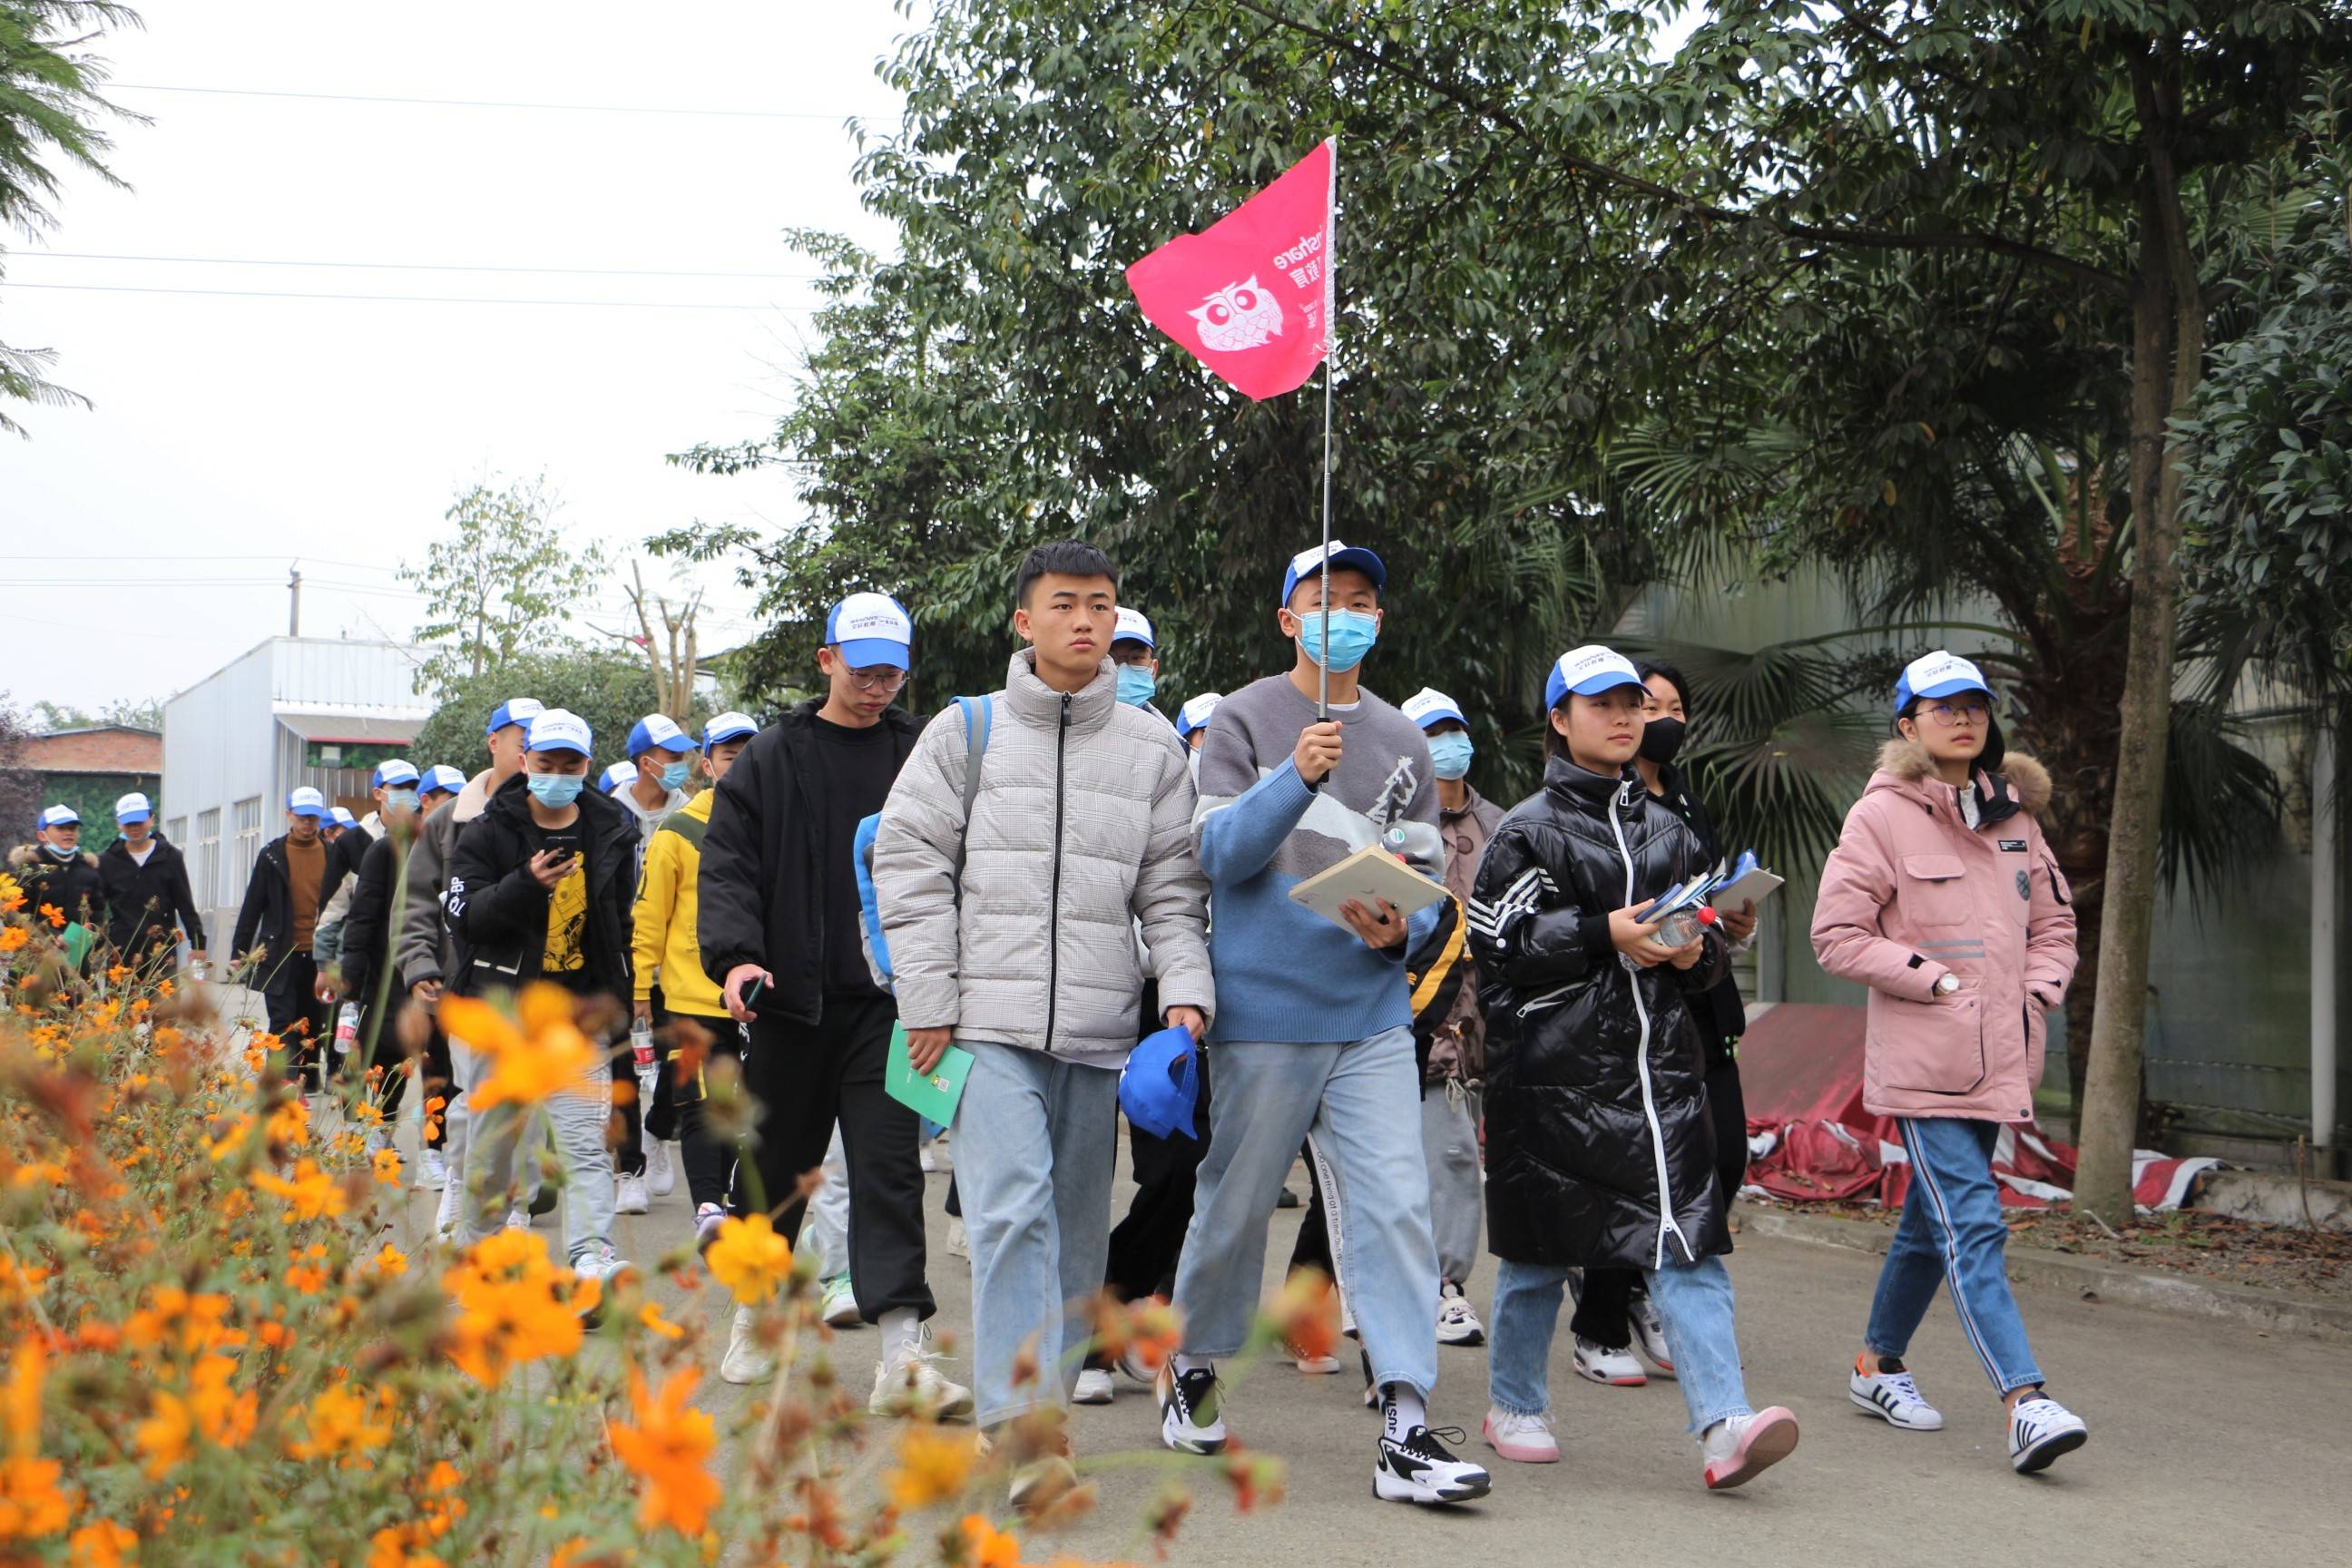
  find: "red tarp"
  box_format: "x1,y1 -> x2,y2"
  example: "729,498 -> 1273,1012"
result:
1736,1004 -> 2213,1212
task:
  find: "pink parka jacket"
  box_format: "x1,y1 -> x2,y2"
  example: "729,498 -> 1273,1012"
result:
1810,740 -> 2078,1123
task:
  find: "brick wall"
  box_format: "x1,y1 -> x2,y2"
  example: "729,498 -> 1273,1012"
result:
24,728 -> 162,775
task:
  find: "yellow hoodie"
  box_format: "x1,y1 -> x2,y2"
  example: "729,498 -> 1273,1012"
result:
630,789 -> 726,1017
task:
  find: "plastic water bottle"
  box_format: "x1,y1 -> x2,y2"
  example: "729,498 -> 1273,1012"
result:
1651,905 -> 1720,946
631,1020 -> 658,1105
332,1003 -> 360,1058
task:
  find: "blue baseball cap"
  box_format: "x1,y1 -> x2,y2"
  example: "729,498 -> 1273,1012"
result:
1113,606 -> 1156,650
526,709 -> 593,757
1401,687 -> 1467,731
113,792 -> 152,825
626,713 -> 691,760
825,592 -> 914,670
287,787 -> 328,818
1175,691 -> 1221,740
1119,1024 -> 1201,1141
420,764 -> 466,798
37,804 -> 80,830
328,807 -> 358,829
1544,644 -> 1647,710
1280,539 -> 1387,604
484,697 -> 544,736
599,760 -> 638,795
371,758 -> 419,788
701,710 -> 759,751
1894,651 -> 1995,716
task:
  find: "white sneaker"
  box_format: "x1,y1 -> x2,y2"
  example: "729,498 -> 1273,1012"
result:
1289,1344 -> 1342,1375
417,1148 -> 447,1191
1073,1367 -> 1115,1406
364,1125 -> 394,1157
1629,1290 -> 1677,1375
869,1326 -> 975,1419
615,1172 -> 650,1216
571,1242 -> 632,1289
720,1304 -> 775,1386
694,1201 -> 727,1251
1572,1337 -> 1647,1387
919,1142 -> 938,1175
1700,1406 -> 1800,1490
1850,1356 -> 1945,1431
1436,1281 -> 1485,1347
1482,1406 -> 1559,1464
945,1218 -> 968,1259
2007,1394 -> 2088,1475
1374,1424 -> 1493,1504
819,1273 -> 860,1328
435,1173 -> 464,1237
1157,1364 -> 1226,1455
646,1140 -> 676,1198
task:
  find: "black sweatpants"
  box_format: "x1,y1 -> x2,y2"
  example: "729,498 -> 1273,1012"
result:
264,956 -> 328,1091
614,992 -> 681,1176
1579,1055 -> 1749,1348
733,994 -> 933,1322
1102,1040 -> 1212,1306
670,1009 -> 740,1210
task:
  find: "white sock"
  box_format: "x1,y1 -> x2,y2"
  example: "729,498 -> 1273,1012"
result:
1382,1384 -> 1426,1440
879,1307 -> 920,1365
1174,1353 -> 1213,1378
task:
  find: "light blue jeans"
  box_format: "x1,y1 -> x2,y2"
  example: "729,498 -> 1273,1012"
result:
952,1041 -> 1121,1426
1489,1254 -> 1752,1435
1172,1027 -> 1440,1400
449,1034 -> 614,1265
1867,1116 -> 2044,1396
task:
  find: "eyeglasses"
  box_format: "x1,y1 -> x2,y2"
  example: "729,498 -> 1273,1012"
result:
1917,699 -> 1990,727
845,666 -> 908,693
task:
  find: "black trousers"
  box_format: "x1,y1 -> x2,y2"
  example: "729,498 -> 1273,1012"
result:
1578,1056 -> 1749,1348
264,955 -> 328,1090
614,990 -> 681,1175
1103,1048 -> 1213,1305
733,993 -> 933,1322
670,1010 -> 740,1210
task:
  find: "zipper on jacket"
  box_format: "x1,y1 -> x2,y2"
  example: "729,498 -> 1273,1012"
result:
1609,780 -> 1690,1270
1044,692 -> 1072,1051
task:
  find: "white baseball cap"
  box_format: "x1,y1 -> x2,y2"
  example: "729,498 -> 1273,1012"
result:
1113,606 -> 1156,650
599,760 -> 638,794
1175,691 -> 1221,740
701,710 -> 760,750
526,709 -> 593,756
826,592 -> 914,670
1280,539 -> 1387,603
1894,651 -> 1995,715
114,791 -> 153,824
37,804 -> 80,830
485,697 -> 544,736
420,764 -> 467,797
1401,688 -> 1468,731
287,787 -> 328,818
626,713 -> 691,759
1545,645 -> 1646,709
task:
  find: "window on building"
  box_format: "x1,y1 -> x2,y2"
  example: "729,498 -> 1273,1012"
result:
197,808 -> 223,916
165,817 -> 187,849
230,799 -> 261,906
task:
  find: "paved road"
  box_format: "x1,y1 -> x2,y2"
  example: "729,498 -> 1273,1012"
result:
383,1116 -> 2349,1568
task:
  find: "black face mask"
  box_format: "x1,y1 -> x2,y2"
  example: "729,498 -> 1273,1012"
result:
1638,716 -> 1686,765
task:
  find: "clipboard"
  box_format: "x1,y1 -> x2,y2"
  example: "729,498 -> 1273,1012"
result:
1711,866 -> 1785,911
1286,840 -> 1452,933
884,1022 -> 975,1124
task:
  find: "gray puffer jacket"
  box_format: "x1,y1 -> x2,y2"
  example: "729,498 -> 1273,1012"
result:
874,649 -> 1213,1062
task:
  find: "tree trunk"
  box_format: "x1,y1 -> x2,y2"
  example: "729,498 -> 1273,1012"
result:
2076,55 -> 2202,1220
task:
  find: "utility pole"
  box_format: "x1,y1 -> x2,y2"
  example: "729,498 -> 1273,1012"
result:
288,566 -> 302,636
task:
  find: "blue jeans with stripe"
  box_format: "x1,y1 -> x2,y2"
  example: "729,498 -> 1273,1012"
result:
1867,1116 -> 2044,1396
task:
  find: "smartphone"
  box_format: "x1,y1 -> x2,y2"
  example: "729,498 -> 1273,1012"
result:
540,829 -> 582,865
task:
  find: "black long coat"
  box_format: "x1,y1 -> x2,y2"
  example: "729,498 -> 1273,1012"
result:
1468,755 -> 1730,1270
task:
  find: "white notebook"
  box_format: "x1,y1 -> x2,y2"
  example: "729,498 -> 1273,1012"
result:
1287,840 -> 1453,933
1711,865 -> 1785,911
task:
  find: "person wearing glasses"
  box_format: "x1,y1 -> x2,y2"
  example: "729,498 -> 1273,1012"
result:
1812,652 -> 2086,1475
695,593 -> 970,1418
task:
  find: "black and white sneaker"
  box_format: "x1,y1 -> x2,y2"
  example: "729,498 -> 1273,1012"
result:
1374,1425 -> 1493,1505
2007,1394 -> 2088,1475
1849,1354 -> 1944,1431
1157,1364 -> 1226,1455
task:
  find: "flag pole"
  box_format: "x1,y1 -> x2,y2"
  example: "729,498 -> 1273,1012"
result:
1318,136 -> 1337,721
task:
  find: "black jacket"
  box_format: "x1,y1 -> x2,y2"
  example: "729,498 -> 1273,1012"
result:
97,835 -> 204,959
230,835 -> 318,995
443,774 -> 636,1000
1645,762 -> 1749,1064
1468,756 -> 1730,1271
698,701 -> 922,1025
338,830 -> 404,1012
8,844 -> 106,930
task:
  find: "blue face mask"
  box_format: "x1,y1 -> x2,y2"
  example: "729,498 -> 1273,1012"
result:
1426,732 -> 1475,780
382,789 -> 420,815
659,760 -> 691,790
1115,666 -> 1159,708
1296,607 -> 1378,672
527,772 -> 585,808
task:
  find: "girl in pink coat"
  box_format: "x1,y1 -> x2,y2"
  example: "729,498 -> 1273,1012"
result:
1810,652 -> 2088,1475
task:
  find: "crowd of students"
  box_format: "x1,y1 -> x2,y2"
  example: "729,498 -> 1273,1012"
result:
11,533 -> 2092,1514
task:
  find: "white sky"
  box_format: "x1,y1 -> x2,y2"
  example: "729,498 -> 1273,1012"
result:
1,2 -> 913,714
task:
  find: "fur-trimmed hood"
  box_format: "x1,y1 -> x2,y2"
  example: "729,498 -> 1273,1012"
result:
8,843 -> 99,870
1868,737 -> 2052,817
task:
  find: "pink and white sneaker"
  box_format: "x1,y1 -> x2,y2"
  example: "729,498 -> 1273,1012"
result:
1482,1407 -> 1559,1464
1700,1406 -> 1800,1489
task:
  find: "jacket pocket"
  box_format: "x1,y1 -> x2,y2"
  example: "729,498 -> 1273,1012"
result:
2040,854 -> 2073,906
1898,853 -> 1972,927
1872,978 -> 1986,1096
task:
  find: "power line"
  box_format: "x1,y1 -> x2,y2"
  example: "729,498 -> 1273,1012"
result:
110,82 -> 893,122
18,251 -> 823,281
3,280 -> 814,310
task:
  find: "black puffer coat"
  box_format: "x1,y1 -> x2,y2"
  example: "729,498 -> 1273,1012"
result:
1469,756 -> 1730,1270
443,775 -> 636,1001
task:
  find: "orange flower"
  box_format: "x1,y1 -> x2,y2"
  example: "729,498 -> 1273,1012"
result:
0,928 -> 27,955
371,1148 -> 403,1187
636,1302 -> 685,1340
0,872 -> 21,910
0,1454 -> 74,1543
123,1287 -> 235,1357
610,1367 -> 718,1537
441,1230 -> 592,1387
886,1423 -> 975,1511
959,1514 -> 1038,1568
38,903 -> 64,930
68,1518 -> 139,1567
285,1383 -> 396,1466
440,985 -> 600,1112
1269,1267 -> 1338,1363
703,1212 -> 791,1305
366,1244 -> 408,1279
250,1158 -> 348,1220
3,1343 -> 43,1460
264,1095 -> 311,1149
134,1354 -> 255,1478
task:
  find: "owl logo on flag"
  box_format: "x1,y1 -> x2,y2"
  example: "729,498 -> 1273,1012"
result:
1189,276 -> 1283,353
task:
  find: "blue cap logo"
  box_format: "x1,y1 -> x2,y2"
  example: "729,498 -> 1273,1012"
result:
1544,644 -> 1646,710
1894,651 -> 1994,716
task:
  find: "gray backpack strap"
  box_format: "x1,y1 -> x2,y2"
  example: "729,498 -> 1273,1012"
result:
952,695 -> 993,877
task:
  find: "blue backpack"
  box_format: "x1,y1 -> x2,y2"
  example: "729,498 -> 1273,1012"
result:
855,695 -> 992,994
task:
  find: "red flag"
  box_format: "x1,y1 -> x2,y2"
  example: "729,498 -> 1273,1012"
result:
1125,140 -> 1333,402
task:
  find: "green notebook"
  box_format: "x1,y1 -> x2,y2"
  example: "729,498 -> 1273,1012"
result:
884,1023 -> 975,1125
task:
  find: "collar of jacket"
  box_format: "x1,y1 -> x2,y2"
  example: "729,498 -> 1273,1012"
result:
1540,752 -> 1639,816
1440,783 -> 1489,822
1867,737 -> 2053,822
1001,648 -> 1118,734
10,844 -> 99,869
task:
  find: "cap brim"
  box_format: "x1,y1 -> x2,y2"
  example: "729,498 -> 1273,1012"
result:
1283,545 -> 1387,601
1914,677 -> 1994,702
836,637 -> 909,670
1568,671 -> 1647,697
1416,705 -> 1468,730
117,811 -> 152,824
292,807 -> 328,818
703,730 -> 757,750
529,740 -> 593,757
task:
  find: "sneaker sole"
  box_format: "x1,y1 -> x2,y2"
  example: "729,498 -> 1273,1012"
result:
1849,1386 -> 1945,1431
1573,1360 -> 1647,1388
1705,1406 -> 1800,1490
1482,1417 -> 1559,1465
1072,1384 -> 1115,1406
1159,1413 -> 1226,1455
1437,1326 -> 1486,1347
1374,1462 -> 1493,1504
2012,1426 -> 2087,1475
720,1358 -> 777,1387
823,1308 -> 862,1328
1292,1356 -> 1342,1375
